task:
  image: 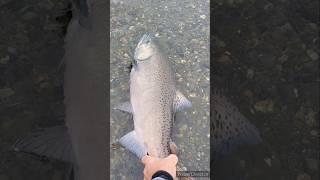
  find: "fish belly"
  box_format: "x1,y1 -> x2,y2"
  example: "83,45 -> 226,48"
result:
130,60 -> 174,158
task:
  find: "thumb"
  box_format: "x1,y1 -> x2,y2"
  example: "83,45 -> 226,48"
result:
167,154 -> 178,164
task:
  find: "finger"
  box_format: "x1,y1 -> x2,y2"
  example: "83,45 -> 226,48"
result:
143,169 -> 148,180
141,155 -> 151,165
168,154 -> 178,164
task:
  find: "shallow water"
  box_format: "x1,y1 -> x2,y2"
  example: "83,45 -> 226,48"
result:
110,0 -> 210,179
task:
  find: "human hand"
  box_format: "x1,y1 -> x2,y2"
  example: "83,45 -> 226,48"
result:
141,154 -> 178,180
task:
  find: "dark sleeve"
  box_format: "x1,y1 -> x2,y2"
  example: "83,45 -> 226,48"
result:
151,170 -> 174,180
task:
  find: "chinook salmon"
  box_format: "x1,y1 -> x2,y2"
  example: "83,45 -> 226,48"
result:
116,34 -> 261,171
14,0 -> 109,180
115,34 -> 192,159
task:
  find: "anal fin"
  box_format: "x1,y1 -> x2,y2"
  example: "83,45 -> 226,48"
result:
119,131 -> 147,159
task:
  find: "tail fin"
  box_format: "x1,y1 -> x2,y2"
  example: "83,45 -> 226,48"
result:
211,89 -> 262,159
13,126 -> 73,163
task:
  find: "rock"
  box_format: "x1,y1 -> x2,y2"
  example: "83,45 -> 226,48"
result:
0,55 -> 10,64
0,87 -> 15,98
0,0 -> 12,6
254,99 -> 274,113
239,160 -> 246,168
7,47 -> 17,54
264,157 -> 272,167
247,68 -> 254,79
310,130 -> 318,137
51,170 -> 63,180
243,89 -> 254,99
305,158 -> 318,171
293,88 -> 298,98
217,54 -> 232,64
295,107 -> 305,120
23,11 -> 37,21
258,53 -> 275,68
306,110 -> 316,128
306,49 -> 318,61
120,36 -> 128,44
278,54 -> 288,63
297,173 -> 311,180
0,174 -> 9,180
263,2 -> 273,10
216,39 -> 226,48
301,138 -> 310,144
200,15 -> 206,19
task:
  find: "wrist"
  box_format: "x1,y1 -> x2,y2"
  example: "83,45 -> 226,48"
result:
152,170 -> 174,180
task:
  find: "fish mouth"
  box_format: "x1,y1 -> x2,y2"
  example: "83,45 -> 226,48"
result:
137,33 -> 152,46
134,33 -> 153,62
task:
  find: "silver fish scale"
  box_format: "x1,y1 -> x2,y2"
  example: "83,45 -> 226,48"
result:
130,47 -> 176,158
159,54 -> 176,157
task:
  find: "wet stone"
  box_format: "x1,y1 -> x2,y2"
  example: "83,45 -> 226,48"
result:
297,173 -> 311,180
0,174 -> 9,180
278,54 -> 288,63
247,68 -> 254,79
0,0 -> 12,6
7,47 -> 17,54
23,11 -> 37,21
254,99 -> 274,113
306,110 -> 316,128
0,87 -> 15,98
264,157 -> 272,167
306,49 -> 319,61
0,55 -> 10,64
310,130 -> 318,137
51,170 -> 64,180
305,158 -> 318,171
239,160 -> 246,168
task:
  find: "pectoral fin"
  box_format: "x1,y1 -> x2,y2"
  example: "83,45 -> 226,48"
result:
114,101 -> 132,113
14,126 -> 73,163
173,90 -> 192,112
119,131 -> 147,159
